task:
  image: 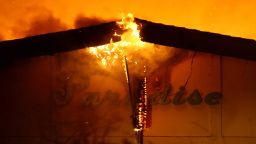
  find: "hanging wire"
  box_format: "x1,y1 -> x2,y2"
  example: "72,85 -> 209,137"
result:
184,51 -> 197,88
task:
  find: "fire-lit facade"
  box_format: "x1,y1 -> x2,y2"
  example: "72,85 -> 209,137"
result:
1,1 -> 256,144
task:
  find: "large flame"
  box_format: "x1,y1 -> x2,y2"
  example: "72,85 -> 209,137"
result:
88,14 -> 150,133
88,13 -> 146,67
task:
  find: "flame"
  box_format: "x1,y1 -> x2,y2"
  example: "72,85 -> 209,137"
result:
88,13 -> 145,67
88,13 -> 150,133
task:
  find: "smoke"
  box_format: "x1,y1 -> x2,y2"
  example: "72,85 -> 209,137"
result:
6,6 -> 190,94
122,42 -> 190,97
3,8 -> 190,142
11,9 -> 67,38
167,48 -> 191,66
25,14 -> 67,36
6,7 -> 128,142
123,43 -> 189,77
74,14 -> 108,28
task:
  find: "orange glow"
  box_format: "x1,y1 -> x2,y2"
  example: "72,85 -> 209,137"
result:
88,13 -> 146,68
1,0 -> 256,40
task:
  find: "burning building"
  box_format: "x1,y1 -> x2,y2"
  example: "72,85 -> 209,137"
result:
1,1 -> 256,144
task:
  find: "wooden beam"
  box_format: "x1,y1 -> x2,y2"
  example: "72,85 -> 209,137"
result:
136,18 -> 256,61
0,21 -> 122,65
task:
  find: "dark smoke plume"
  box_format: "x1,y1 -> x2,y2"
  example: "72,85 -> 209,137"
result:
74,14 -> 108,28
16,12 -> 67,37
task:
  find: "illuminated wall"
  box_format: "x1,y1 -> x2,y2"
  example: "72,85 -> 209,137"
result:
1,0 -> 256,144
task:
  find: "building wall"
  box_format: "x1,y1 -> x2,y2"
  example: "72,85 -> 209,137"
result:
1,48 -> 256,144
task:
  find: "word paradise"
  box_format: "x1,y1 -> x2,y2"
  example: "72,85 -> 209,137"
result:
82,83 -> 222,107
